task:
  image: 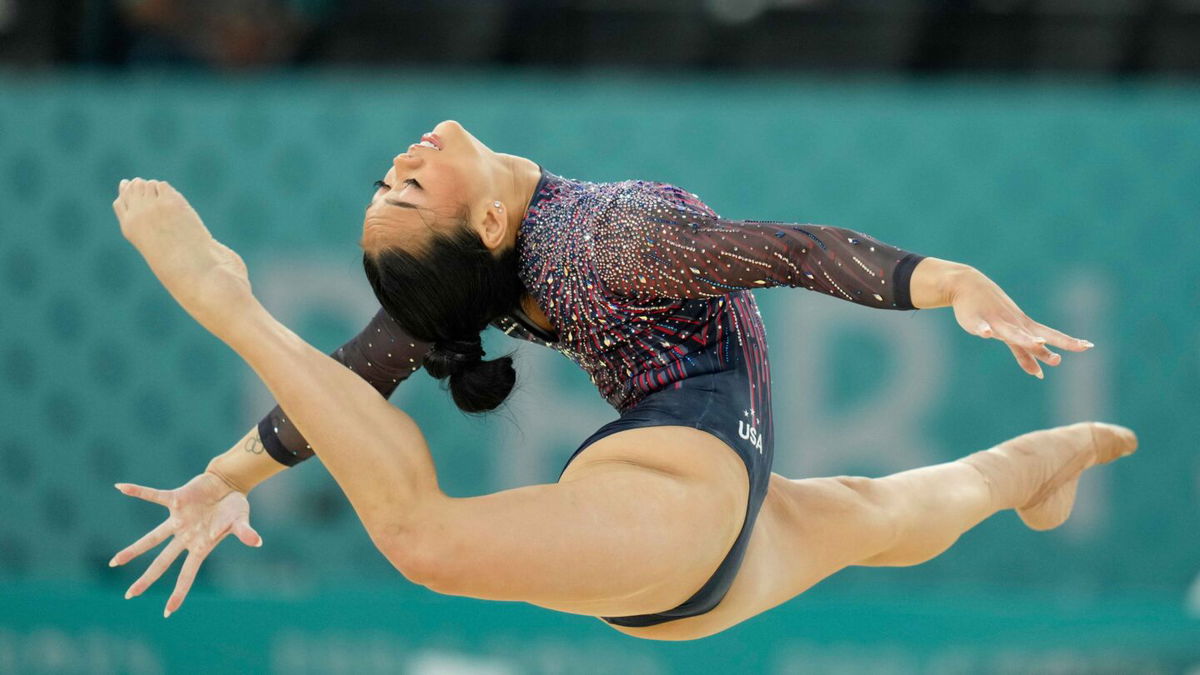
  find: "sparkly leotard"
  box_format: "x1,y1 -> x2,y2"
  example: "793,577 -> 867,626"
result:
257,167 -> 925,626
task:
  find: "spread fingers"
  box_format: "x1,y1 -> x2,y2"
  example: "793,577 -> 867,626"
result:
109,518 -> 173,567
124,539 -> 184,600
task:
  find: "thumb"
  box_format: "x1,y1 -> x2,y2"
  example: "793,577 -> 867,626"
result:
232,520 -> 263,548
975,320 -> 993,338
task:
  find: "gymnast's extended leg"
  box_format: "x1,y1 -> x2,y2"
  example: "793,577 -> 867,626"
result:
617,421 -> 1138,640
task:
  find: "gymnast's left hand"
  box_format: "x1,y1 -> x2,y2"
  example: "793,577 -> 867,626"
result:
948,268 -> 1093,379
113,179 -> 255,337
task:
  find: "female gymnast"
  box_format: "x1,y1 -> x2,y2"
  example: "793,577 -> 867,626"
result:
108,120 -> 1137,640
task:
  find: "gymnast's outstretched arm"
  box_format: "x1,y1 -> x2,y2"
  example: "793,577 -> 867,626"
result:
591,190 -> 1085,378
110,317 -> 432,616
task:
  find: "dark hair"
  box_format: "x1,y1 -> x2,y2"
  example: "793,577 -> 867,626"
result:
362,213 -> 524,413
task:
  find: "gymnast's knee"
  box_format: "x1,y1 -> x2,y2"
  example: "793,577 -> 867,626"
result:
365,509 -> 452,590
793,475 -> 904,560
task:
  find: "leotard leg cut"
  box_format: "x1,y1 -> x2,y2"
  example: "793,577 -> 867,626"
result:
561,364 -> 775,628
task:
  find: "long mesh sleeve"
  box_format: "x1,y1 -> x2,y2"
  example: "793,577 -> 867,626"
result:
592,190 -> 926,309
257,307 -> 432,467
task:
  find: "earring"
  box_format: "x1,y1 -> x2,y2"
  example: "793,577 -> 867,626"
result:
493,201 -> 503,209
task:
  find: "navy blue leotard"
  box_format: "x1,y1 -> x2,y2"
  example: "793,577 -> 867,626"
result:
257,167 -> 926,627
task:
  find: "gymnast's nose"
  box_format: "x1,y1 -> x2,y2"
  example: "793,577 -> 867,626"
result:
393,152 -> 421,171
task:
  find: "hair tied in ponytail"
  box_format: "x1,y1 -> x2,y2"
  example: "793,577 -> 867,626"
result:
362,210 -> 522,414
433,338 -> 485,364
421,335 -> 516,414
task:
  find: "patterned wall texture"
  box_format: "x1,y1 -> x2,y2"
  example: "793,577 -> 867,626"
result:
0,73 -> 1197,672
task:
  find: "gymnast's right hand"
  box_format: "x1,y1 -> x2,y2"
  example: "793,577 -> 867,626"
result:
109,473 -> 262,617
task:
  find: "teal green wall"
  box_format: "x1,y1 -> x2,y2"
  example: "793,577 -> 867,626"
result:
0,72 -> 1197,672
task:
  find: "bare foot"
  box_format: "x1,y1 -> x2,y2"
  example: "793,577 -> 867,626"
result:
1015,422 -> 1137,530
963,422 -> 1138,531
112,178 -> 254,336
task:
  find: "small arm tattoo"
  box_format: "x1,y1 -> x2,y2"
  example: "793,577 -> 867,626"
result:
244,435 -> 264,454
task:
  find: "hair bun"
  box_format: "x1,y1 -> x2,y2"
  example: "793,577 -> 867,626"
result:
422,337 -> 516,413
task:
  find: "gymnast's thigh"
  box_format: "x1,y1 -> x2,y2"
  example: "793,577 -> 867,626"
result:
609,472 -> 876,641
412,425 -> 748,618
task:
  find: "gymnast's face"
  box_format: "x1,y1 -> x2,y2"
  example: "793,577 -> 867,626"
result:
360,120 -> 502,255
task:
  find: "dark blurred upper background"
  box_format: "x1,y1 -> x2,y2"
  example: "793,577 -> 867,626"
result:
0,0 -> 1197,75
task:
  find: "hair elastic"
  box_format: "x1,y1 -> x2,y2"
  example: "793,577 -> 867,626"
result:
434,339 -> 485,363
